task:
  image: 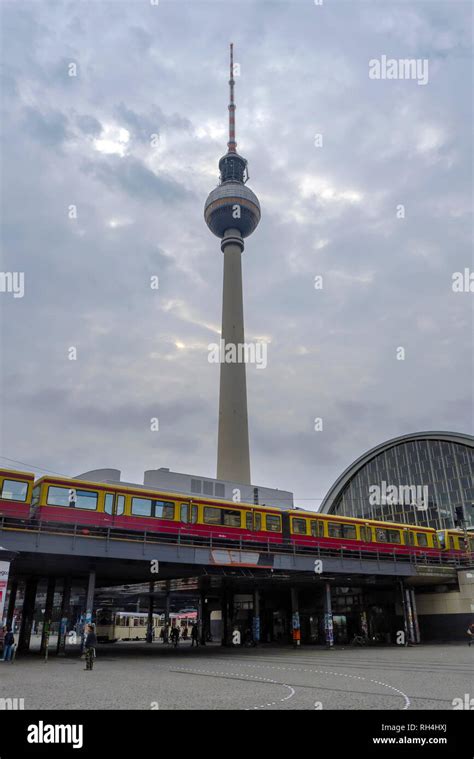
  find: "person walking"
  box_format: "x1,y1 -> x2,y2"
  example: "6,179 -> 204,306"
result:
2,627 -> 15,662
467,621 -> 474,647
83,623 -> 97,671
191,623 -> 199,647
171,626 -> 180,648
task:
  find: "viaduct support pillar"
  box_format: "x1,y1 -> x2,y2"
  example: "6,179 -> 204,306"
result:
18,577 -> 38,653
5,578 -> 18,630
410,589 -> 420,644
324,582 -> 334,648
56,577 -> 71,655
84,568 -> 96,627
40,577 -> 55,655
253,588 -> 261,645
146,581 -> 155,643
291,587 -> 300,647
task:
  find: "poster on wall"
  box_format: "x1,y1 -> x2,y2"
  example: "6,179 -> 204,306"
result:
0,560 -> 11,624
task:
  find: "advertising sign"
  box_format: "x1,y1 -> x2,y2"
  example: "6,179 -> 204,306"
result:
0,560 -> 11,624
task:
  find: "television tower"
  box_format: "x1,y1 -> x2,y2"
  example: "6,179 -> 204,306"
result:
204,44 -> 261,484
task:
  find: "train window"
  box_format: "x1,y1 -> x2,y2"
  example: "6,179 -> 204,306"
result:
223,509 -> 241,527
328,523 -> 342,538
204,507 -> 221,525
387,530 -> 401,544
132,498 -> 152,517
202,508 -> 241,527
190,504 -> 198,524
416,533 -> 428,547
266,515 -> 281,532
154,501 -> 175,519
342,524 -> 357,540
1,479 -> 29,502
105,494 -> 114,515
310,521 -> 319,538
116,495 -> 125,516
180,504 -> 189,523
293,518 -> 307,535
375,528 -> 388,543
246,512 -> 253,530
469,537 -> 474,552
254,513 -> 262,531
47,486 -> 98,510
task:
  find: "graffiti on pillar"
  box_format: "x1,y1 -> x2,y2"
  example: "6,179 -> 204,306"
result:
324,613 -> 334,646
252,616 -> 260,643
0,561 -> 11,623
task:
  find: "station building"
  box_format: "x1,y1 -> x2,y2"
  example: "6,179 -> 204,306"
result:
320,431 -> 474,531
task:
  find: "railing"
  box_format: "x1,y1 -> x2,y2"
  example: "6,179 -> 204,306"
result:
0,515 -> 471,569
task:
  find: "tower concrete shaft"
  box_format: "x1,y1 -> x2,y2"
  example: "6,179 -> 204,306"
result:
217,229 -> 250,483
205,45 -> 260,485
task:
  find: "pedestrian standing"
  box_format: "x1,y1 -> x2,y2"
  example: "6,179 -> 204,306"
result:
467,621 -> 474,647
2,627 -> 15,662
83,623 -> 97,671
191,623 -> 199,647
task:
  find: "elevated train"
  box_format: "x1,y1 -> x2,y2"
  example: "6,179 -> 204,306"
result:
0,466 -> 472,559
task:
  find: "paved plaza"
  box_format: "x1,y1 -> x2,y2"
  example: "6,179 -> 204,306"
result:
0,641 -> 472,710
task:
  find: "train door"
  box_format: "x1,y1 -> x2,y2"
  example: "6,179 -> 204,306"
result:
104,493 -> 125,527
179,502 -> 197,531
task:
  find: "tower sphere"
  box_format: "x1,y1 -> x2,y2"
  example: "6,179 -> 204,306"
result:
204,178 -> 261,239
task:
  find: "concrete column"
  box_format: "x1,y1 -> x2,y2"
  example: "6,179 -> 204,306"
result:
405,588 -> 416,644
323,582 -> 334,648
222,588 -> 229,646
40,577 -> 55,655
5,578 -> 18,630
199,589 -> 208,645
146,581 -> 155,643
410,589 -> 421,644
84,568 -> 96,626
164,582 -> 170,628
399,580 -> 409,645
56,577 -> 71,655
291,587 -> 301,647
253,588 -> 261,644
217,229 -> 251,484
18,577 -> 38,653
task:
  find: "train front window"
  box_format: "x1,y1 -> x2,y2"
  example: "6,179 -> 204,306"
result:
1,479 -> 28,502
266,515 -> 281,532
32,486 -> 40,507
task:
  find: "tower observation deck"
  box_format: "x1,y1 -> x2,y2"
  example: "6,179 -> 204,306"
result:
204,44 -> 260,485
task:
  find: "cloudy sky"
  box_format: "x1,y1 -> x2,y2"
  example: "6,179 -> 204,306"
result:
0,0 -> 472,510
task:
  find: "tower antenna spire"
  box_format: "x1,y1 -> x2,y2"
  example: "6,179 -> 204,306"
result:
227,42 -> 237,153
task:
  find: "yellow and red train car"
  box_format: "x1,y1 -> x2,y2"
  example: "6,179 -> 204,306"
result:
0,467 -> 471,561
0,468 -> 35,520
